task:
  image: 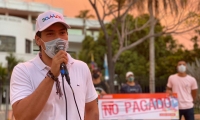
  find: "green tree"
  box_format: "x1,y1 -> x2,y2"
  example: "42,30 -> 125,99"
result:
6,53 -> 23,74
88,0 -> 200,93
187,58 -> 200,93
190,29 -> 200,56
0,63 -> 7,88
178,29 -> 200,63
79,14 -> 184,92
147,0 -> 199,92
0,63 -> 7,110
4,53 -> 23,120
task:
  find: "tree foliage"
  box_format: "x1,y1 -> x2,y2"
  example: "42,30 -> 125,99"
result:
6,53 -> 23,75
187,58 -> 200,93
0,53 -> 23,85
0,63 -> 7,87
75,9 -> 95,19
79,14 -> 196,92
79,12 -> 200,92
88,0 -> 200,93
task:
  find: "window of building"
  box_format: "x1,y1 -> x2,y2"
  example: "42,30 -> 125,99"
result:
68,29 -> 83,35
33,40 -> 39,52
0,36 -> 16,52
86,31 -> 93,36
93,31 -> 99,37
25,39 -> 31,53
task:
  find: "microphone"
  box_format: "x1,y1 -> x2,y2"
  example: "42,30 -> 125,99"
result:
56,40 -> 70,85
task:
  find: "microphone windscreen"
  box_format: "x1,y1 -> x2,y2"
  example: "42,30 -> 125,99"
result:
55,39 -> 66,53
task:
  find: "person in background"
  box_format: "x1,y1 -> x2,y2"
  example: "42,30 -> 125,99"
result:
92,68 -> 108,95
120,71 -> 142,93
166,60 -> 198,120
10,10 -> 99,120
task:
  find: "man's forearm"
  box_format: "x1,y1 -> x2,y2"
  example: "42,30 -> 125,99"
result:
191,89 -> 198,102
85,111 -> 99,120
85,99 -> 99,120
12,77 -> 54,120
166,86 -> 172,92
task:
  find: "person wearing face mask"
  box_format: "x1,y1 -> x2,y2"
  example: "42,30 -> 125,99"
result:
10,10 -> 99,120
120,71 -> 142,93
92,68 -> 108,95
166,60 -> 198,120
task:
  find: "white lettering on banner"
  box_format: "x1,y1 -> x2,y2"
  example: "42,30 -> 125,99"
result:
98,97 -> 179,119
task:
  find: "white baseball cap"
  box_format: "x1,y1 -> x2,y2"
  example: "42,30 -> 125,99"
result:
35,10 -> 70,33
126,71 -> 134,77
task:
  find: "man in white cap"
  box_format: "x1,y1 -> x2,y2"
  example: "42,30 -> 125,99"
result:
10,10 -> 99,120
120,71 -> 142,93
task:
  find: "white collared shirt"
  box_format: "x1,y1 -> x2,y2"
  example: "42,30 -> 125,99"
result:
10,53 -> 98,120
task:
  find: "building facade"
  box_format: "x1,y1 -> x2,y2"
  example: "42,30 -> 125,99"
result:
0,0 -> 101,67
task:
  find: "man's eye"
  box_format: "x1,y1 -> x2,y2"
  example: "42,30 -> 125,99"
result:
47,33 -> 53,35
61,31 -> 67,34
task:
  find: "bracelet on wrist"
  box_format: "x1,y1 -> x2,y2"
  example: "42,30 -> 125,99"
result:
46,70 -> 63,98
46,70 -> 58,81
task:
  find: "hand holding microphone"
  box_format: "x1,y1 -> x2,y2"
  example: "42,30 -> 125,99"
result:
55,39 -> 70,84
47,39 -> 69,98
50,39 -> 68,78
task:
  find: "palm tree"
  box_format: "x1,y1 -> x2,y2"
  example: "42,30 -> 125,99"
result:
5,53 -> 23,120
111,0 -> 189,93
125,0 -> 194,93
89,0 -> 200,93
6,53 -> 23,74
116,0 -> 197,93
146,0 -> 195,93
75,9 -> 95,36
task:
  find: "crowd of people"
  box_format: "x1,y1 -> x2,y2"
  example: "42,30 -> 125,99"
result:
9,9 -> 198,120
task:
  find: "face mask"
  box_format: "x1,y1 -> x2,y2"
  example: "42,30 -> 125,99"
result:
93,73 -> 100,79
128,76 -> 134,82
40,38 -> 69,58
178,65 -> 186,73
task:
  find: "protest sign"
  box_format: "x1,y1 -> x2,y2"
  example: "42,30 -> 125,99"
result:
98,93 -> 179,120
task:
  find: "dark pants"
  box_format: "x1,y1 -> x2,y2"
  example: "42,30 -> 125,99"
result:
179,107 -> 194,120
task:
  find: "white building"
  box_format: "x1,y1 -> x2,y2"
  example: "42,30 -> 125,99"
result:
0,0 -> 101,67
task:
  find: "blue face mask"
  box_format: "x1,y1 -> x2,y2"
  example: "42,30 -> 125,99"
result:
40,38 -> 68,58
128,76 -> 134,82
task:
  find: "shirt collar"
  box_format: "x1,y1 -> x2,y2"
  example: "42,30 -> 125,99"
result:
32,53 -> 48,71
67,53 -> 75,66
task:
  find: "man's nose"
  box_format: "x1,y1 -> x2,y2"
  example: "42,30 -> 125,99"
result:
55,33 -> 61,38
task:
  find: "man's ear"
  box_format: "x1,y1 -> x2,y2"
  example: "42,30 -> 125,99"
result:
35,35 -> 41,46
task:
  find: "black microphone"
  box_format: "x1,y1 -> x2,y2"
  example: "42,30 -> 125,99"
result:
56,40 -> 70,85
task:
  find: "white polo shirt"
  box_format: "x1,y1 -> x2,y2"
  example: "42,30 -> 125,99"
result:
10,53 -> 98,120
